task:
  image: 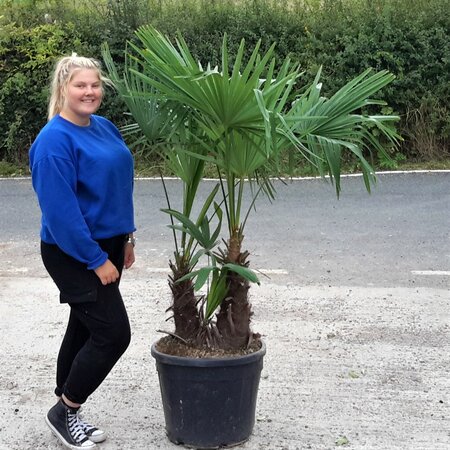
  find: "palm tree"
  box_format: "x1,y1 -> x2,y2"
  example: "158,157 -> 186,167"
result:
103,49 -> 207,343
102,26 -> 400,351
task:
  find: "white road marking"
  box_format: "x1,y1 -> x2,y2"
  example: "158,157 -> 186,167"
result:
411,270 -> 450,276
2,169 -> 450,182
257,269 -> 288,275
4,267 -> 29,273
144,268 -> 288,275
134,169 -> 450,181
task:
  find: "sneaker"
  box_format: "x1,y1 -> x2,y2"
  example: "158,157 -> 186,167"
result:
77,409 -> 107,443
45,400 -> 96,449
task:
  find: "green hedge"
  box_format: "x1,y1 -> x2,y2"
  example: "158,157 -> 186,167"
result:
1,0 -> 448,165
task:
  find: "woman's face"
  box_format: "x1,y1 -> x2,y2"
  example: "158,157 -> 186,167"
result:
61,68 -> 102,126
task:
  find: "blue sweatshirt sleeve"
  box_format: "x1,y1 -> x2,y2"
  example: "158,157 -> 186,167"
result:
31,155 -> 108,269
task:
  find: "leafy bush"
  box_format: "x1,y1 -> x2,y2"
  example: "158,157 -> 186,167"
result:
1,0 -> 448,165
299,0 -> 450,160
0,6 -> 130,163
0,21 -> 84,162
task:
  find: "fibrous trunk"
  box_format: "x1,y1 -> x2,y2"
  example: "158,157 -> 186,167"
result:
215,234 -> 258,350
168,260 -> 201,342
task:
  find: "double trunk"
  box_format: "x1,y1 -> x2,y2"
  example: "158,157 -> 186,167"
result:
170,234 -> 256,351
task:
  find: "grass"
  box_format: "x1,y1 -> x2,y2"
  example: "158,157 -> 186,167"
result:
3,158 -> 449,179
0,161 -> 28,177
135,157 -> 450,178
393,159 -> 450,171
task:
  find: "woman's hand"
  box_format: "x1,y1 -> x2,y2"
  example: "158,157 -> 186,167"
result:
94,259 -> 120,285
124,243 -> 135,269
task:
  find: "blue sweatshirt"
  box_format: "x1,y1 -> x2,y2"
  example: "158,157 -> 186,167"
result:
29,114 -> 135,269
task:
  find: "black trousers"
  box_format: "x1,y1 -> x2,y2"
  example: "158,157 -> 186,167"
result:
41,236 -> 131,404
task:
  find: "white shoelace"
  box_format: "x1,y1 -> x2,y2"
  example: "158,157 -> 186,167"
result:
67,411 -> 89,443
77,413 -> 96,434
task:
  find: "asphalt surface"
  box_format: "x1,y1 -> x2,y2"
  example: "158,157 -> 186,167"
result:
1,171 -> 449,288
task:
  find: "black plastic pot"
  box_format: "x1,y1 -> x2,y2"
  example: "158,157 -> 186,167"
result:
151,341 -> 266,449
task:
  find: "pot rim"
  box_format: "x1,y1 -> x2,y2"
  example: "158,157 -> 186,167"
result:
151,340 -> 266,367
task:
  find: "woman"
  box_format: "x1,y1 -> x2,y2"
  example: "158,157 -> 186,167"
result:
29,54 -> 136,449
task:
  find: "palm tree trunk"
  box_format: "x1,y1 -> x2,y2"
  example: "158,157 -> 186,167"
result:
216,234 -> 254,350
169,261 -> 201,342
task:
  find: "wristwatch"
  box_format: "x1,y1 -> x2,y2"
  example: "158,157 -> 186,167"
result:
126,235 -> 136,247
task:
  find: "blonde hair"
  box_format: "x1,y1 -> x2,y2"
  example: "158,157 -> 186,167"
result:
48,53 -> 110,121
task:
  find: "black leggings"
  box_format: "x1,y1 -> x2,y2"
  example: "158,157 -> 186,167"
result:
41,236 -> 131,404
